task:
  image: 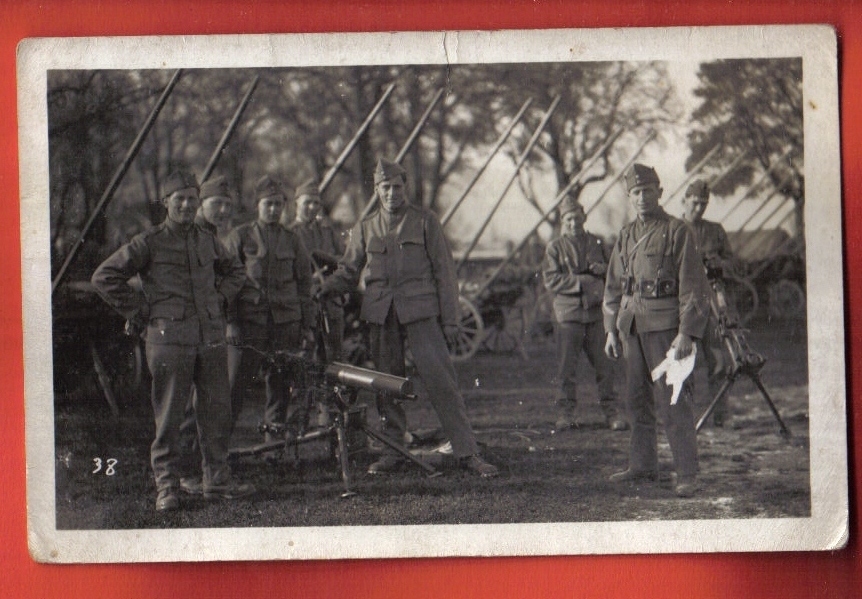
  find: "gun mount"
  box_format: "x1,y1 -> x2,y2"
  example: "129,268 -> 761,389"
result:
228,349 -> 438,497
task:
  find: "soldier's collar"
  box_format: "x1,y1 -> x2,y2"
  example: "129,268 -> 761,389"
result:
165,217 -> 194,236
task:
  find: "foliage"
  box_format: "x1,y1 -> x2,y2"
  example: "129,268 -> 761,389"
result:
687,58 -> 804,207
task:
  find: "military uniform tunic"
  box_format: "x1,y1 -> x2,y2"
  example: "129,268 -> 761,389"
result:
91,218 -> 245,492
542,232 -> 618,415
225,221 -> 315,428
325,204 -> 479,458
603,209 -> 710,478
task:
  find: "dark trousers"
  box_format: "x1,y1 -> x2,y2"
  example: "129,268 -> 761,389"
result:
231,319 -> 301,428
622,328 -> 699,478
555,320 -> 618,416
317,299 -> 345,362
177,343 -> 241,479
145,341 -> 232,492
369,307 -> 479,459
698,316 -> 728,418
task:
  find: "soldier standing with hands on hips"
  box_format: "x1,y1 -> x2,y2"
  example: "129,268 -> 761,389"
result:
91,169 -> 254,512
603,164 -> 710,497
542,196 -> 626,432
319,158 -> 499,478
225,175 -> 317,442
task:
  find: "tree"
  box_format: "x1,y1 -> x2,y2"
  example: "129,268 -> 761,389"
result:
687,58 -> 804,232
476,61 -> 682,219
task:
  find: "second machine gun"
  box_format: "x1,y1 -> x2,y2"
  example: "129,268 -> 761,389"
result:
229,350 -> 441,497
695,263 -> 791,437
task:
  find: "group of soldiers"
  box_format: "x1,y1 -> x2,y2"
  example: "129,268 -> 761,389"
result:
542,163 -> 732,498
90,152 -> 732,511
91,157 -> 498,513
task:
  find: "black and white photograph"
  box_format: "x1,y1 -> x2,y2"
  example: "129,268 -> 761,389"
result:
19,26 -> 846,561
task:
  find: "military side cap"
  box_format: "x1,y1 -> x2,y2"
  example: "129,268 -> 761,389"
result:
373,158 -> 407,183
255,175 -> 284,201
199,175 -> 231,200
685,179 -> 710,199
624,163 -> 660,192
294,177 -> 321,199
558,195 -> 583,218
162,169 -> 199,198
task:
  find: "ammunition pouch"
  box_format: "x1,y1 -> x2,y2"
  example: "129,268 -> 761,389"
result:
620,276 -> 678,299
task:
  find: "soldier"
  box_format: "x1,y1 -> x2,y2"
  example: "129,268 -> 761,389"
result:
319,158 -> 499,477
176,175 -> 236,496
289,177 -> 346,361
225,175 -> 316,442
91,169 -> 254,512
542,197 -> 626,431
681,179 -> 734,426
603,163 -> 710,497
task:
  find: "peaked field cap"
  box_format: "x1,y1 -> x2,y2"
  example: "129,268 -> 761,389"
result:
255,175 -> 284,201
558,195 -> 583,218
162,169 -> 199,198
373,157 -> 407,183
294,177 -> 321,199
199,175 -> 232,200
624,163 -> 661,192
685,179 -> 710,199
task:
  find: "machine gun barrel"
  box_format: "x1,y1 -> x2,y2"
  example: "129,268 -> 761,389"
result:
324,362 -> 414,396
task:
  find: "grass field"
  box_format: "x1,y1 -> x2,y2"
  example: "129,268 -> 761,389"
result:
54,317 -> 810,529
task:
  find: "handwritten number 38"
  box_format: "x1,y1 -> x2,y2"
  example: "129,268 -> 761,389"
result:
92,458 -> 118,476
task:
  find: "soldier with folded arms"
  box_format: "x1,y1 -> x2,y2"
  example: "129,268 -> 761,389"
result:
603,164 -> 710,497
319,158 -> 499,478
542,196 -> 626,432
91,169 -> 254,512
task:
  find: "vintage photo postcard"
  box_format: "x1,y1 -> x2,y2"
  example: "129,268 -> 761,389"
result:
19,25 -> 845,562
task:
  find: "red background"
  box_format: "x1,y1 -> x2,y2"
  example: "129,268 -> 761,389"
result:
1,1 -> 858,597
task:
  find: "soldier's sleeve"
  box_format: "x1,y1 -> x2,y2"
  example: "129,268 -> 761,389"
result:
213,234 -> 245,319
292,234 -> 317,329
424,213 -> 460,327
674,223 -> 711,339
220,229 -> 245,323
717,223 -> 733,260
323,220 -> 365,295
542,240 -> 583,295
602,237 -> 624,335
90,234 -> 150,321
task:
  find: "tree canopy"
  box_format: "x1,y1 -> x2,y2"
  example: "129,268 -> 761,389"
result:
48,62 -> 681,276
686,58 -> 803,210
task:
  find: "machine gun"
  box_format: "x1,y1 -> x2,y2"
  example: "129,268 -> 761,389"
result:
694,270 -> 791,438
228,349 -> 440,497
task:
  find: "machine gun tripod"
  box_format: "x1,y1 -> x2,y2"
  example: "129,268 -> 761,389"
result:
228,348 -> 441,497
695,278 -> 791,438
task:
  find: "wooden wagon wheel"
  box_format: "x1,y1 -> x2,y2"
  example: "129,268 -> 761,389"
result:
724,275 -> 759,326
448,295 -> 485,362
768,279 -> 806,319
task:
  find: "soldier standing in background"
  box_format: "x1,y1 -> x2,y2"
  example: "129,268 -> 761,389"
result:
320,158 -> 499,478
603,164 -> 710,498
289,178 -> 346,361
176,175 -> 236,496
91,169 -> 254,512
225,175 -> 316,442
542,197 -> 626,432
681,179 -> 734,426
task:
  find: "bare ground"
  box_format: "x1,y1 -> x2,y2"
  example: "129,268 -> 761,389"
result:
54,317 -> 809,529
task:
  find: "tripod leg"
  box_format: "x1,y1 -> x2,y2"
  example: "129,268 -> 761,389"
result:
334,416 -> 356,498
749,373 -> 792,438
696,377 -> 735,432
361,425 -> 440,476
